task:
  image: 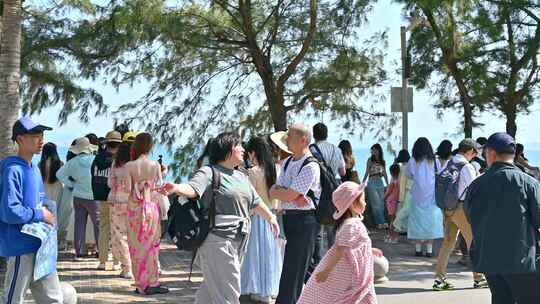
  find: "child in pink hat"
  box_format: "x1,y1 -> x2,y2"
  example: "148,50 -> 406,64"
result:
297,181 -> 378,304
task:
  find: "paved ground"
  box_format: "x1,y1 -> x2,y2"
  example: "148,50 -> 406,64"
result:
0,231 -> 491,303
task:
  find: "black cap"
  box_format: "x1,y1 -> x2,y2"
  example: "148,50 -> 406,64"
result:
11,117 -> 52,141
485,132 -> 516,154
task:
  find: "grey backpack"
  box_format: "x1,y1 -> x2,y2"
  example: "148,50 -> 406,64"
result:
435,160 -> 467,210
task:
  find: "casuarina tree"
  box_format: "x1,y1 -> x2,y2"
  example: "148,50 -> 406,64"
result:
86,0 -> 390,178
399,0 -> 540,138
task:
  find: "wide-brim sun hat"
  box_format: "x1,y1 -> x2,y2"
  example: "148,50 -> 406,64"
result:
105,130 -> 123,143
332,181 -> 366,220
69,137 -> 98,155
270,131 -> 292,154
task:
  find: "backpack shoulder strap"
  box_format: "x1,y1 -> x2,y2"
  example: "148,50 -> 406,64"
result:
310,144 -> 328,165
283,156 -> 293,173
209,166 -> 221,229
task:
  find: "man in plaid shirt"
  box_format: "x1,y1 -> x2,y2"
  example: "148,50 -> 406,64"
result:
270,124 -> 321,304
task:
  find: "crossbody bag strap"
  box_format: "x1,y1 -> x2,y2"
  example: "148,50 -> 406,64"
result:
209,166 -> 221,229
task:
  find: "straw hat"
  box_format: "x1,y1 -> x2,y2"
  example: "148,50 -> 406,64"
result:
105,130 -> 122,143
269,131 -> 292,154
69,137 -> 98,155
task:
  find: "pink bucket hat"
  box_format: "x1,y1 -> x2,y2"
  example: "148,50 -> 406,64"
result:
332,181 -> 366,220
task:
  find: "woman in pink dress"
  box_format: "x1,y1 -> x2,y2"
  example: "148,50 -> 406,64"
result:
298,181 -> 377,304
124,133 -> 168,295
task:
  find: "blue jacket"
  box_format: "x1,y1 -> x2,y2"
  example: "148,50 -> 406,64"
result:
56,153 -> 95,200
0,156 -> 45,257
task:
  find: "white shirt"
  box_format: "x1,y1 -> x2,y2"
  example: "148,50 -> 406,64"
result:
276,154 -> 321,210
452,154 -> 478,199
311,141 -> 345,178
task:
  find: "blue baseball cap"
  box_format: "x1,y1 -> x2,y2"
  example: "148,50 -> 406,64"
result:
11,117 -> 52,141
485,132 -> 516,154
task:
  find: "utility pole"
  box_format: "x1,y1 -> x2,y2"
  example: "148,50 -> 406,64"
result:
400,26 -> 409,150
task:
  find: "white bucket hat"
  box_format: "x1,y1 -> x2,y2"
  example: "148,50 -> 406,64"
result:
69,137 -> 98,155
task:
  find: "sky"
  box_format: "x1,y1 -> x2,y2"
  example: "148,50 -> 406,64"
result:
32,0 -> 540,151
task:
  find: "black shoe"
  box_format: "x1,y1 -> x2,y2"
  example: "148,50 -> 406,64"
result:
415,251 -> 423,257
144,286 -> 169,295
425,252 -> 433,258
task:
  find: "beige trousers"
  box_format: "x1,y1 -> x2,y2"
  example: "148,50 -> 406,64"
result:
435,204 -> 483,281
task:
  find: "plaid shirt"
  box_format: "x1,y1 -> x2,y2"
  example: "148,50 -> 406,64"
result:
312,141 -> 346,178
276,154 -> 321,210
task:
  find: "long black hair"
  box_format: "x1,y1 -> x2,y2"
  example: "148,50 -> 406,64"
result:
114,143 -> 131,167
436,140 -> 453,160
412,137 -> 435,162
197,138 -> 215,169
338,140 -> 353,157
395,149 -> 410,163
370,143 -> 385,166
39,142 -> 63,184
516,143 -> 527,160
245,137 -> 277,189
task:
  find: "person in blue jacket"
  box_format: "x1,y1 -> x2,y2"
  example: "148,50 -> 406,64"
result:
0,117 -> 62,304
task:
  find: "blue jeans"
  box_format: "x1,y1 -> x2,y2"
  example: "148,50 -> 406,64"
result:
367,177 -> 386,225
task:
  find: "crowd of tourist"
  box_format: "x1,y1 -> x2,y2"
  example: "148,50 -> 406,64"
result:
1,116 -> 540,304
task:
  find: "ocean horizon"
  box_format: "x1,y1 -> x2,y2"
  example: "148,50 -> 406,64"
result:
39,145 -> 540,182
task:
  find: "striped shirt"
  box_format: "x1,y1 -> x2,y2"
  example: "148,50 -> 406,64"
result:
276,154 -> 321,210
311,141 -> 346,178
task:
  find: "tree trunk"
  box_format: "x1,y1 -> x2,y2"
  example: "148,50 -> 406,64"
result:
462,95 -> 473,138
264,83 -> 287,131
0,0 -> 22,159
504,100 -> 518,138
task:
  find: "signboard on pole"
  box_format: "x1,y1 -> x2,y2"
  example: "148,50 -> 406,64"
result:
391,87 -> 413,113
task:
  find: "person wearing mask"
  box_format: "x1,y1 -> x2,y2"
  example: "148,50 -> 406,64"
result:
56,137 -> 99,259
465,133 -> 540,304
269,124 -> 321,304
91,130 -> 123,270
432,139 -> 488,291
161,132 -> 279,303
0,117 -> 62,304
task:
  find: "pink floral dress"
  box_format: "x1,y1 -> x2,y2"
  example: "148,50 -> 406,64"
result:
126,160 -> 162,293
298,217 -> 377,304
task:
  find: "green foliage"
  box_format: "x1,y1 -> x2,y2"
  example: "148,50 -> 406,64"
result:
88,0 -> 390,179
399,0 -> 540,136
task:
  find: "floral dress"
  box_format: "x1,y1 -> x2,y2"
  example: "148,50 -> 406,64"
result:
126,159 -> 163,292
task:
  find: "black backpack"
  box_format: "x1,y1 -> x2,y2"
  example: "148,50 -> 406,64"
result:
167,166 -> 220,251
284,149 -> 340,225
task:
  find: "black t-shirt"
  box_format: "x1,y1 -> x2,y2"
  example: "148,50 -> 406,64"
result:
91,151 -> 113,201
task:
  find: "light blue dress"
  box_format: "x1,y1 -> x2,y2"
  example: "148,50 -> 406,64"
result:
406,159 -> 443,240
240,167 -> 283,298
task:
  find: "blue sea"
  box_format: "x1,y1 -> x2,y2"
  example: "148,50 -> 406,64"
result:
42,145 -> 540,182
